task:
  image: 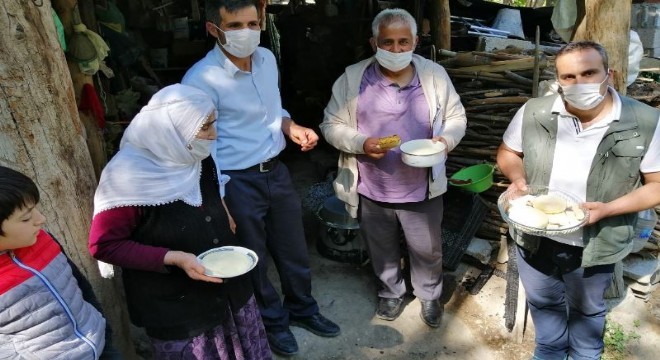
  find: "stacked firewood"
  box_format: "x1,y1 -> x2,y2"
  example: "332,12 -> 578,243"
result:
441,49 -> 555,242
442,50 -> 660,244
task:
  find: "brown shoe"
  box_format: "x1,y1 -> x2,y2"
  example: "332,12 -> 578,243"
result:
419,299 -> 443,328
376,297 -> 404,321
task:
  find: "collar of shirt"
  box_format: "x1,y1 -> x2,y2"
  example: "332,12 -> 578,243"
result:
370,62 -> 420,89
211,44 -> 265,77
552,86 -> 621,130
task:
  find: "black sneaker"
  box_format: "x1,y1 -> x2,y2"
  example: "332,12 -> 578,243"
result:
419,299 -> 443,328
266,328 -> 298,356
376,297 -> 404,321
290,313 -> 341,337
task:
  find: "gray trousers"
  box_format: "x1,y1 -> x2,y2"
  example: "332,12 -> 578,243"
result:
359,195 -> 444,300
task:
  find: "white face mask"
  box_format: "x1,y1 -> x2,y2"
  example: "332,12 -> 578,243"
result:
213,24 -> 260,58
188,138 -> 214,161
559,73 -> 609,110
375,48 -> 413,72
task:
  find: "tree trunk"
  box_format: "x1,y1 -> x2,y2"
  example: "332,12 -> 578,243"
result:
0,1 -> 135,357
431,0 -> 451,52
573,0 -> 631,95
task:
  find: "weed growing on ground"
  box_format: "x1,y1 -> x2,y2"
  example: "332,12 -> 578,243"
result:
602,317 -> 641,360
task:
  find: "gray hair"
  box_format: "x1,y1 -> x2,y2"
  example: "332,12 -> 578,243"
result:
371,8 -> 417,38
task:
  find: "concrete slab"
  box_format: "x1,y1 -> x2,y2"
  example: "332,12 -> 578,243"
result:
466,237 -> 494,265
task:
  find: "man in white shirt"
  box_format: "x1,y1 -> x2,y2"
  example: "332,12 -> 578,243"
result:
182,0 -> 339,356
497,41 -> 660,360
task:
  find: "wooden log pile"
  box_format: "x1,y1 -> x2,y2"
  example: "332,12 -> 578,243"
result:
442,49 -> 555,243
443,50 -> 660,245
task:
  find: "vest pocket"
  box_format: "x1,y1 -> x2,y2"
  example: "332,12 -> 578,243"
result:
585,216 -> 634,265
604,141 -> 644,193
610,144 -> 645,158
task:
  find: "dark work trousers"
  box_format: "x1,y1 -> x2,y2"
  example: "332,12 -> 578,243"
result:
223,162 -> 319,332
359,195 -> 444,301
517,242 -> 614,360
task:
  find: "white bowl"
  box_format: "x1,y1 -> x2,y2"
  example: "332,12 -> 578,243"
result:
197,246 -> 258,278
400,139 -> 446,168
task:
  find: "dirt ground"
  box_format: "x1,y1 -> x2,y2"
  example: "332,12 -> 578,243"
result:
275,155 -> 660,360
267,240 -> 660,360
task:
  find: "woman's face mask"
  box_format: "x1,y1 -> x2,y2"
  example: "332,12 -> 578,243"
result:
188,138 -> 214,161
212,24 -> 260,58
375,48 -> 413,72
558,72 -> 609,110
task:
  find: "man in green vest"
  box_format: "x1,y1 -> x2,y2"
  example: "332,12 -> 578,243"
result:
497,41 -> 660,360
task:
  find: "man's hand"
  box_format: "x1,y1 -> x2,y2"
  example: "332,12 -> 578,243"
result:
583,201 -> 611,225
221,198 -> 237,234
507,178 -> 528,193
431,136 -> 449,155
283,118 -> 318,151
164,250 -> 224,283
363,137 -> 388,159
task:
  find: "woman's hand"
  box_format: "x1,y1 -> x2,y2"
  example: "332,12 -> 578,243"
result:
164,250 -> 223,283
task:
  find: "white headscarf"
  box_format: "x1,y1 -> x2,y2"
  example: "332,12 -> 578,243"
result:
93,84 -> 217,216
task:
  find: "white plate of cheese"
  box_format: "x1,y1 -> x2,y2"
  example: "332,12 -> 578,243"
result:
197,246 -> 258,278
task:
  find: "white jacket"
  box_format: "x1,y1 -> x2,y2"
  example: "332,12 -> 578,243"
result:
320,55 -> 467,217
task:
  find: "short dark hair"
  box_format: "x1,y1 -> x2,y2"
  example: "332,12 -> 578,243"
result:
0,166 -> 40,235
205,0 -> 257,25
556,40 -> 609,72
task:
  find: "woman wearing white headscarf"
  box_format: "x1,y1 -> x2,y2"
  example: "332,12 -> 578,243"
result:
89,84 -> 271,359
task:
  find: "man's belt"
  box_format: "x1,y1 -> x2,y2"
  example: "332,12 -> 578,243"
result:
242,157 -> 279,172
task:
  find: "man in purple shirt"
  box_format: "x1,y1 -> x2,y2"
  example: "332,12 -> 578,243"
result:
320,8 -> 467,327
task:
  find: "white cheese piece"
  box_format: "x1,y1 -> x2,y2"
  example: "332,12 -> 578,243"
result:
532,195 -> 567,214
508,205 -> 549,229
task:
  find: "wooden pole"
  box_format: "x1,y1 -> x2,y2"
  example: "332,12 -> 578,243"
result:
572,0 -> 631,95
431,0 -> 451,52
532,26 -> 541,98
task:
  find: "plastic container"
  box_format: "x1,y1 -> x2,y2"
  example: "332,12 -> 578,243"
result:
448,164 -> 495,193
631,208 -> 658,253
497,185 -> 589,236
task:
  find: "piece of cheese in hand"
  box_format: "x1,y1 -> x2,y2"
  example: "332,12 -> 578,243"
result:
377,135 -> 401,150
532,195 -> 567,214
509,205 -> 549,229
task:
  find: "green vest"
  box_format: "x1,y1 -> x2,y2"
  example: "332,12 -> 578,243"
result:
513,94 -> 659,267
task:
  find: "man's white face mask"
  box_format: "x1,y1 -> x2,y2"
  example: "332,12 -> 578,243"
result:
558,72 -> 609,110
212,24 -> 260,58
375,48 -> 413,72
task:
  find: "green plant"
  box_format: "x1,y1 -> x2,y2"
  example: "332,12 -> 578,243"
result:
602,318 -> 641,360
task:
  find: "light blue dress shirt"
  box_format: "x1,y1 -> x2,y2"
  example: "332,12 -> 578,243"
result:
182,45 -> 290,170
